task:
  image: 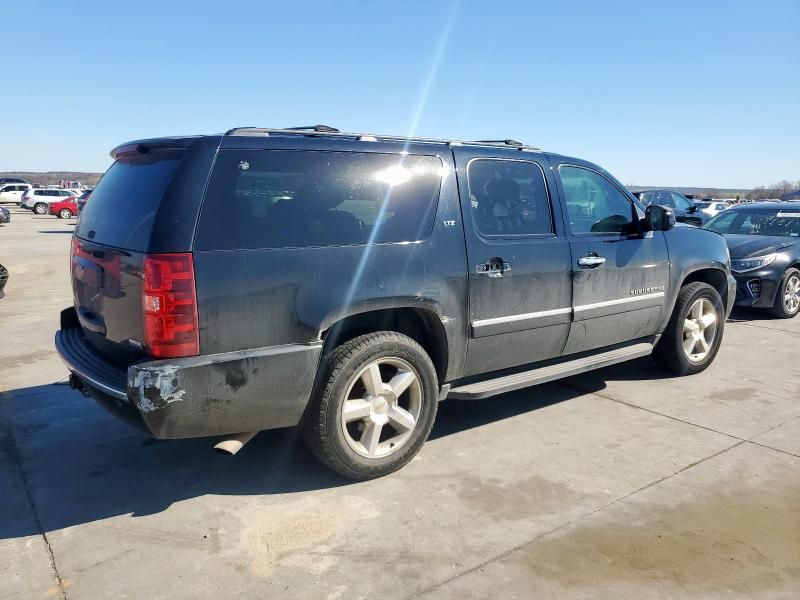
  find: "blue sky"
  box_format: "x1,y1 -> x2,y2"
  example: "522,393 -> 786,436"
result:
2,0 -> 798,188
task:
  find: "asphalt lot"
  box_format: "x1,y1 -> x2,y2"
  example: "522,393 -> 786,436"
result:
1,205 -> 798,599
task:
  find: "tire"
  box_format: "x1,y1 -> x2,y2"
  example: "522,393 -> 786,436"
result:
653,282 -> 725,375
33,203 -> 48,215
768,268 -> 800,319
301,332 -> 439,480
58,208 -> 72,219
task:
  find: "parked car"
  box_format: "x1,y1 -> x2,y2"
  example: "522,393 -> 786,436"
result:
21,188 -> 81,214
634,189 -> 710,226
56,126 -> 735,480
0,183 -> 32,204
49,197 -> 78,219
704,202 -> 800,318
695,201 -> 729,218
0,263 -> 8,299
0,177 -> 30,185
75,189 -> 92,214
0,206 -> 10,224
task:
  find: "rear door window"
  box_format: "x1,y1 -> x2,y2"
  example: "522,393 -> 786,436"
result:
196,150 -> 443,250
75,150 -> 183,250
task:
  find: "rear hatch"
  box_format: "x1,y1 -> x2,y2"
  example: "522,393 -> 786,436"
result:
72,145 -> 192,367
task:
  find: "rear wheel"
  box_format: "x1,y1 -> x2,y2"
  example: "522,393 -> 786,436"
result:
301,332 -> 438,480
769,268 -> 800,319
58,208 -> 73,219
33,203 -> 48,215
654,282 -> 724,375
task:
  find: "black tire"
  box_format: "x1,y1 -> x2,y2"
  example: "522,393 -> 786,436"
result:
768,267 -> 800,319
653,282 -> 725,376
301,332 -> 439,480
33,203 -> 48,215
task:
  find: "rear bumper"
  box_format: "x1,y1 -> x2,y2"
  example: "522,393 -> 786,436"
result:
55,308 -> 322,439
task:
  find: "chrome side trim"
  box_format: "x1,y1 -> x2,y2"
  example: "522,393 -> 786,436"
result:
473,306 -> 572,328
573,292 -> 665,313
471,292 -> 665,329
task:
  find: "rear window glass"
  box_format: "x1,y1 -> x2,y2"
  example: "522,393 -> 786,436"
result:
196,150 -> 443,250
75,151 -> 183,250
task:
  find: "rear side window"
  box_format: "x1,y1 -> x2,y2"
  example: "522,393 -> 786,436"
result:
196,150 -> 443,250
466,159 -> 553,236
75,151 -> 183,250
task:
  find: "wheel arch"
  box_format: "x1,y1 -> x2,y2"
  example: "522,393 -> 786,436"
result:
680,267 -> 730,306
320,306 -> 449,384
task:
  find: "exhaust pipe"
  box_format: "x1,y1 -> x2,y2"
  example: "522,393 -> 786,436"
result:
213,431 -> 258,456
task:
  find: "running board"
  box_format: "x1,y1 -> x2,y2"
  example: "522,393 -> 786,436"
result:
448,342 -> 655,400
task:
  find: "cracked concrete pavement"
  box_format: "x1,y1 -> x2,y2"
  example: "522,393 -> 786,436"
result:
1,206 -> 798,599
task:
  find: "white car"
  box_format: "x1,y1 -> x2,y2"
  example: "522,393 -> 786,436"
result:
21,188 -> 81,214
695,201 -> 729,217
0,183 -> 32,204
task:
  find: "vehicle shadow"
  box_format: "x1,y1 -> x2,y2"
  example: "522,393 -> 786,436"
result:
37,230 -> 74,234
0,360 -> 653,540
728,307 -> 777,322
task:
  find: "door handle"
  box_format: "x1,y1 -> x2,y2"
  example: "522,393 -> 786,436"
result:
477,261 -> 511,278
577,254 -> 606,268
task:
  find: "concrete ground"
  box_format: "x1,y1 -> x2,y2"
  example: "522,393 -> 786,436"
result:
1,205 -> 798,600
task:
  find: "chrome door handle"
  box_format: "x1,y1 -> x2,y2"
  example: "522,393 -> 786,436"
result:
477,262 -> 511,278
577,255 -> 606,268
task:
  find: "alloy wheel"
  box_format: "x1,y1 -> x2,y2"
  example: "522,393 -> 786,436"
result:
784,274 -> 800,314
340,357 -> 422,459
682,297 -> 718,362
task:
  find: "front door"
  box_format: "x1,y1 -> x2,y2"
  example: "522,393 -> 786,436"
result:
555,164 -> 670,355
455,149 -> 573,376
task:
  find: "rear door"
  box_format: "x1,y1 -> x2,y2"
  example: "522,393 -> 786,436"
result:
454,148 -> 572,376
555,164 -> 670,355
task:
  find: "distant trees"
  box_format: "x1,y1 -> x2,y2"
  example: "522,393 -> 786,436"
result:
748,180 -> 800,200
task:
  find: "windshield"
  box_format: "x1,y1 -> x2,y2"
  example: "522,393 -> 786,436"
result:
705,208 -> 800,237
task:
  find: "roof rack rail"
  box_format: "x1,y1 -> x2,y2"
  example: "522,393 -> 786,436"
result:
472,139 -> 524,147
285,124 -> 340,133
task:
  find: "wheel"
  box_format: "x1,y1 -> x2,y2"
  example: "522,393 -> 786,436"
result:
653,282 -> 725,375
58,208 -> 73,219
301,332 -> 438,480
33,203 -> 48,215
769,268 -> 800,319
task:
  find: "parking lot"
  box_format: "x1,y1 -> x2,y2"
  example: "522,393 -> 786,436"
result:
1,205 -> 798,599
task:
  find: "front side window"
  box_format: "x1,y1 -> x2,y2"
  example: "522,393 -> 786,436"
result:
196,150 -> 443,250
671,193 -> 693,210
560,166 -> 636,235
466,159 -> 553,236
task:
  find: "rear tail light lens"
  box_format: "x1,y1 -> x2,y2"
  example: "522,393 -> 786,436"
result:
142,253 -> 199,358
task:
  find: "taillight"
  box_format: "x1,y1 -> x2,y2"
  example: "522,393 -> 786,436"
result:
142,253 -> 199,358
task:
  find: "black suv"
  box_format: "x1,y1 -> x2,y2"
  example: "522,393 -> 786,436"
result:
56,126 -> 735,479
634,189 -> 710,227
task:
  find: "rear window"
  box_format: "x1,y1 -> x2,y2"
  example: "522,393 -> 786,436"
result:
75,151 -> 183,250
196,150 -> 443,250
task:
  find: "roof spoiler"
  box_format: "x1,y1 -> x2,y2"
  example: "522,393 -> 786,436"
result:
109,137 -> 196,160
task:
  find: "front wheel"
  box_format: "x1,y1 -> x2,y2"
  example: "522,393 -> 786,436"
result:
769,268 -> 800,319
33,203 -> 48,215
654,282 -> 725,375
301,332 -> 439,480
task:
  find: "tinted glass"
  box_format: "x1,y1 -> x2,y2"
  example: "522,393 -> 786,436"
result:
560,166 -> 635,234
466,159 -> 552,236
705,209 -> 800,237
75,151 -> 183,250
196,150 -> 442,250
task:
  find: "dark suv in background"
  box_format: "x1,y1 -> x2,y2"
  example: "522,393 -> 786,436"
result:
56,125 -> 735,479
634,189 -> 710,226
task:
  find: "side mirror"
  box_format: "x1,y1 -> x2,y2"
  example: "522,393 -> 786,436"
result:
688,205 -> 698,214
645,204 -> 676,231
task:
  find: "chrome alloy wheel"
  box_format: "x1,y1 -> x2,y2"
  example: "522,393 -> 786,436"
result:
341,357 -> 422,459
682,297 -> 718,362
784,274 -> 800,314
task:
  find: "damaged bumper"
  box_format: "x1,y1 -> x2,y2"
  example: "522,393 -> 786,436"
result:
55,310 -> 322,439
